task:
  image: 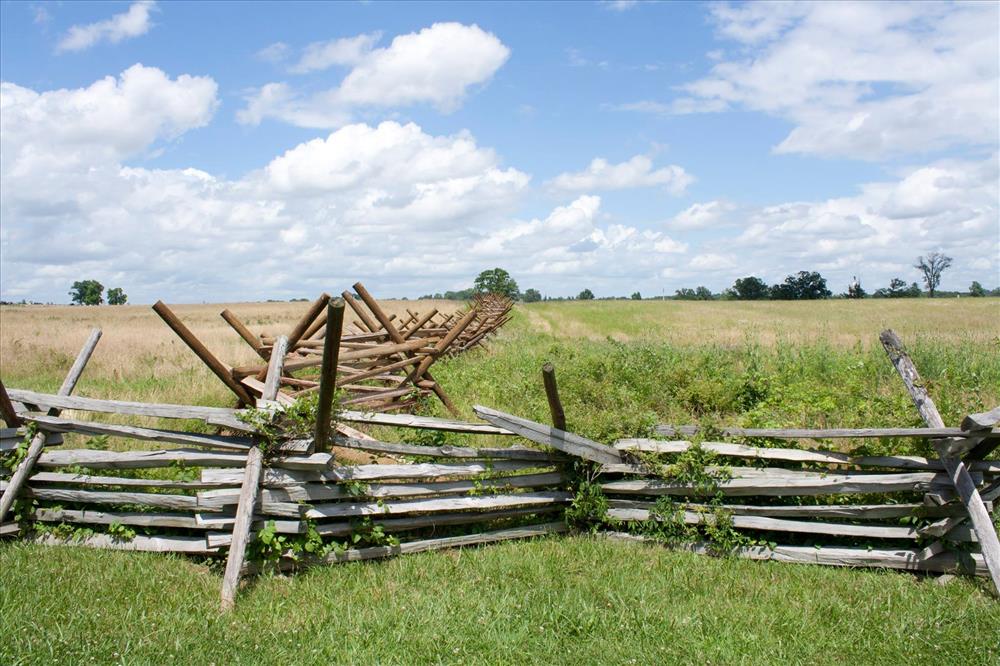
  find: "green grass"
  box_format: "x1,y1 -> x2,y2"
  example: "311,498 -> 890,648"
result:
2,300 -> 1000,663
2,537 -> 998,665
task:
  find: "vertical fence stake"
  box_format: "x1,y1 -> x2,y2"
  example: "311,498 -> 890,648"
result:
542,363 -> 567,431
315,299 -> 346,452
0,328 -> 102,522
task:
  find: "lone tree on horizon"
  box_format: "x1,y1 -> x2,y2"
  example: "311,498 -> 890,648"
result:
473,268 -> 519,299
914,252 -> 952,298
69,280 -> 103,305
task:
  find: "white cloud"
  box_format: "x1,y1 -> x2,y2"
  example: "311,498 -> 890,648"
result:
256,42 -> 290,64
549,155 -> 693,194
666,200 -> 736,230
57,1 -> 156,53
240,23 -> 510,128
289,33 -> 382,74
658,2 -> 1000,160
602,1 -> 639,11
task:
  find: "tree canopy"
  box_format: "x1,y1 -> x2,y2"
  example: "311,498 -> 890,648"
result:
769,271 -> 831,300
473,268 -> 519,299
522,288 -> 542,303
107,287 -> 127,305
731,276 -> 769,300
69,280 -> 103,305
914,252 -> 952,297
577,288 -> 594,300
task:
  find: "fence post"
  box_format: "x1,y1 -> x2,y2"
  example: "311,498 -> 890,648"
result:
542,363 -> 567,431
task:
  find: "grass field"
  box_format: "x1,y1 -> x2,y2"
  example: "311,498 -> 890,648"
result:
2,298 -> 1000,663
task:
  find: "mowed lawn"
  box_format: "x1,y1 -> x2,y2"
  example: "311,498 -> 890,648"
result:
2,298 -> 999,664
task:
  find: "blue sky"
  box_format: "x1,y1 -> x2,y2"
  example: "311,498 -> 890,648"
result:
1,1 -> 997,302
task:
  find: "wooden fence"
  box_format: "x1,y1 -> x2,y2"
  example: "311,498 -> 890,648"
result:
1,320 -> 997,609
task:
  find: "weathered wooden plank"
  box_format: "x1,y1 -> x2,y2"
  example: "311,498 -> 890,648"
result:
220,446 -> 263,611
260,335 -> 289,404
473,405 -> 622,464
23,414 -> 255,451
200,459 -> 552,486
602,533 -> 987,576
600,471 -> 964,497
880,328 -> 1000,594
0,381 -> 23,427
197,472 -> 567,508
962,406 -> 1000,432
315,300 -> 345,452
0,328 -> 101,522
0,522 -> 19,536
333,436 -> 563,462
612,438 -> 1000,472
5,389 -> 250,431
336,410 -> 511,435
606,507 -> 921,540
33,507 -> 206,529
35,448 -> 329,471
207,505 -> 559,547
28,471 -> 233,490
653,423 -> 998,440
33,532 -> 218,554
606,499 -> 984,520
20,486 -> 201,511
302,492 -> 571,520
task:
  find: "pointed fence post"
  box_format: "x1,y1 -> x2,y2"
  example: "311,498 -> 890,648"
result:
0,328 -> 102,522
880,329 -> 1000,594
541,363 -> 567,431
315,299 -> 345,453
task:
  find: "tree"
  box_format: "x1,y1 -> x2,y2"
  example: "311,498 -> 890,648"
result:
630,291 -> 641,300
732,276 -> 769,300
770,271 -> 831,300
969,281 -> 986,297
577,288 -> 595,300
675,287 -> 713,301
914,252 -> 952,297
69,280 -> 103,305
107,287 -> 127,305
522,288 -> 542,303
473,268 -> 519,299
846,276 -> 866,299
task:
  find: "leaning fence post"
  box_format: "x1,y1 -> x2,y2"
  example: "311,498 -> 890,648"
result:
879,329 -> 1000,594
315,299 -> 346,452
0,328 -> 102,522
542,363 -> 567,431
0,380 -> 23,428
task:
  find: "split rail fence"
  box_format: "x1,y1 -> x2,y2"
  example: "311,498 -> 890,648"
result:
1,314 -> 997,609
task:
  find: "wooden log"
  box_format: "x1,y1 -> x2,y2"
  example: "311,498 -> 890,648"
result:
341,290 -> 381,332
880,328 -> 1000,594
315,300 -> 345,452
23,414 -> 255,451
401,309 -> 438,340
333,436 -> 563,462
0,380 -> 23,427
34,532 -> 219,554
285,293 -> 331,351
221,309 -> 266,358
613,438 -> 1000,472
473,405 -> 621,464
408,308 -> 477,382
220,446 -> 263,611
541,363 -> 567,431
0,328 -> 101,522
600,471 -> 964,497
302,306 -> 329,341
153,301 -> 253,405
4,389 -> 250,431
653,424 -> 997,440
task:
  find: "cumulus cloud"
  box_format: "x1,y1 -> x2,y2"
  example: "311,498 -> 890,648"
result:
549,155 -> 693,194
239,23 -> 510,128
623,2 -> 999,160
666,200 -> 736,230
57,1 -> 156,52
